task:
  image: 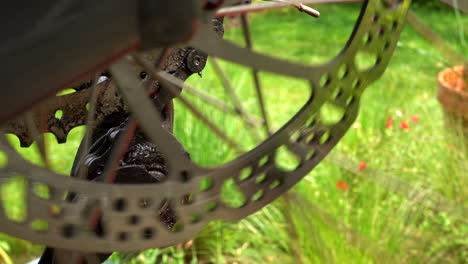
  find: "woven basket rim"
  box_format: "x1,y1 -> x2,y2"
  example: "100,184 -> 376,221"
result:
437,65 -> 466,95
437,65 -> 467,119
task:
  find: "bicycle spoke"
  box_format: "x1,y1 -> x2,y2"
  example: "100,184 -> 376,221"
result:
183,85 -> 237,114
216,0 -> 360,17
132,54 -> 245,154
161,67 -> 263,128
77,74 -> 101,180
99,48 -> 171,184
211,57 -> 264,142
101,120 -> 138,183
263,0 -> 320,18
79,50 -> 172,261
240,14 -> 271,136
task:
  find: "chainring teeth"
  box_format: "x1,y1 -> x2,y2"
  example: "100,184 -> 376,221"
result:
2,81 -> 125,148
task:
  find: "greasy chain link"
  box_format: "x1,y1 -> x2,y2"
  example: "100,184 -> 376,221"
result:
0,0 -> 411,252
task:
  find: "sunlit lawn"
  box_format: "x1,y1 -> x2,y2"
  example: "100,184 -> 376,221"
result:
1,1 -> 467,264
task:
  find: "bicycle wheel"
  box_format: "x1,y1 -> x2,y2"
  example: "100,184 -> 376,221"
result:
0,0 -> 411,255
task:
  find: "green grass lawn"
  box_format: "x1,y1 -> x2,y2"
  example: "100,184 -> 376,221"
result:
1,1 -> 467,263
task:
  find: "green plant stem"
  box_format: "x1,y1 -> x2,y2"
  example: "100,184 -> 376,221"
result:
283,193 -> 306,264
0,247 -> 13,264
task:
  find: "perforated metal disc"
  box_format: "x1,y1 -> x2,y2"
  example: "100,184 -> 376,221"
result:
0,0 -> 411,252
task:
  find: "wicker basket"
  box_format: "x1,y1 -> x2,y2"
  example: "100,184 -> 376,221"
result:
437,65 -> 467,147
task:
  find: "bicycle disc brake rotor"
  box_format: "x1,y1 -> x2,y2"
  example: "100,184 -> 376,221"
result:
0,0 -> 410,252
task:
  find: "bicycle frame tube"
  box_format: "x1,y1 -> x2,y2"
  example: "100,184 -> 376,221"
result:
0,0 -> 198,123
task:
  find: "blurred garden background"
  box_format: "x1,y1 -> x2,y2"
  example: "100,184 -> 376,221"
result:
0,0 -> 466,263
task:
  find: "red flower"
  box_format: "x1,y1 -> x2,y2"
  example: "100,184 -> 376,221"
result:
358,161 -> 367,172
385,117 -> 393,129
400,121 -> 410,131
336,182 -> 349,190
410,115 -> 419,123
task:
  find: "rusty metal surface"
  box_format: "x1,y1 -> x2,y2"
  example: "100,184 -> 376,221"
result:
0,0 -> 411,254
3,46 -> 209,147
3,81 -> 123,147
